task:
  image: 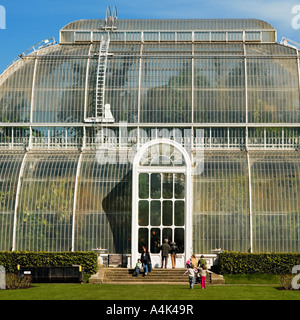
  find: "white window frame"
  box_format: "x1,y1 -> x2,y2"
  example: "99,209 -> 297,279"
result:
131,138 -> 192,268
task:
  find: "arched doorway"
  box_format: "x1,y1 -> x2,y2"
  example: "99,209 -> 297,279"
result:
131,139 -> 192,268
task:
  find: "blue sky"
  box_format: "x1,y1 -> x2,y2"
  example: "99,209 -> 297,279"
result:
0,0 -> 300,73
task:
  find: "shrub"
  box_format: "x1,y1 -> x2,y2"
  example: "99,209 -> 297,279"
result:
6,273 -> 32,289
279,274 -> 293,290
218,251 -> 300,275
0,251 -> 98,275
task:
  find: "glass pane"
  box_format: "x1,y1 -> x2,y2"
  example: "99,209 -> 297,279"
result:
140,57 -> 192,123
139,173 -> 149,199
160,32 -> 175,41
194,56 -> 245,123
245,31 -> 260,41
33,48 -> 88,123
126,31 -> 141,41
0,59 -> 35,123
194,31 -> 210,41
138,228 -> 148,252
174,173 -> 185,199
193,152 -> 250,253
251,152 -> 300,252
262,31 -> 275,42
138,201 -> 149,226
247,54 -> 299,123
227,31 -> 243,41
144,31 -> 159,41
174,228 -> 184,253
177,32 -> 192,41
150,200 -> 161,226
175,201 -> 184,226
103,45 -> 140,123
0,153 -> 24,251
151,173 -> 161,199
74,154 -> 132,253
211,32 -> 226,41
163,201 -> 173,226
17,153 -> 78,251
150,228 -> 160,253
163,228 -> 172,244
163,173 -> 173,199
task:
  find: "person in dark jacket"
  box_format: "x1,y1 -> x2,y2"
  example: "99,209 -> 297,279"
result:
140,247 -> 151,276
160,238 -> 171,268
170,242 -> 178,268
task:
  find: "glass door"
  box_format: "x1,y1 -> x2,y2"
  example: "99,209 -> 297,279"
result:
137,172 -> 185,255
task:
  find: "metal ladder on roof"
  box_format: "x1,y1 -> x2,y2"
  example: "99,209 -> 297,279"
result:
85,35 -> 114,123
96,37 -> 109,118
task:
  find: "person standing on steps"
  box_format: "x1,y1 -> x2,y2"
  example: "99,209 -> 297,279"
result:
190,254 -> 197,269
197,255 -> 206,268
160,238 -> 170,268
140,247 -> 151,276
170,241 -> 178,268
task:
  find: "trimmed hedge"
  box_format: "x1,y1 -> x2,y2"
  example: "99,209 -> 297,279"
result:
0,251 -> 98,275
218,251 -> 300,275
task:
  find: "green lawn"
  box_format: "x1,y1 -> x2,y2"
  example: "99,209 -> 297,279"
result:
0,274 -> 299,300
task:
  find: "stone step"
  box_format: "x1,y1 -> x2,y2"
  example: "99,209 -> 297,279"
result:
89,267 -> 225,284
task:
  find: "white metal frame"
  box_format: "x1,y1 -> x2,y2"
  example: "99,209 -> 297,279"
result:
71,151 -> 83,251
12,152 -> 28,251
131,138 -> 192,268
63,29 -> 277,45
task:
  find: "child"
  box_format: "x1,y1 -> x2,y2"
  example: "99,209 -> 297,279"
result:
197,264 -> 212,289
183,263 -> 197,289
135,259 -> 142,277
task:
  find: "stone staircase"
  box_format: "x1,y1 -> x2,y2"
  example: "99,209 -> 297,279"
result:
89,268 -> 225,285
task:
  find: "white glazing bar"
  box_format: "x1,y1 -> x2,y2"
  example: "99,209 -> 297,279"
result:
296,48 -> 300,112
84,43 -> 93,120
12,152 -> 28,251
191,43 -> 194,125
29,52 -> 39,150
71,152 -> 83,251
28,127 -> 32,149
82,126 -> 86,150
30,54 -> 38,123
246,151 -> 253,253
227,127 -> 230,149
11,128 -> 14,148
243,43 -> 249,149
137,43 -> 143,123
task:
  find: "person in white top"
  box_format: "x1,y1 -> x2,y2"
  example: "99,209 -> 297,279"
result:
183,264 -> 198,289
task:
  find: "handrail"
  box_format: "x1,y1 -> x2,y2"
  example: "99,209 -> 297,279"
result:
3,37 -> 56,72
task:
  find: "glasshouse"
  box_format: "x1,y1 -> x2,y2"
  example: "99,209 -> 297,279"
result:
0,7 -> 299,267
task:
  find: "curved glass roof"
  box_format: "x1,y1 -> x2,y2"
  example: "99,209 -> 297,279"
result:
61,19 -> 275,31
0,40 -> 299,125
